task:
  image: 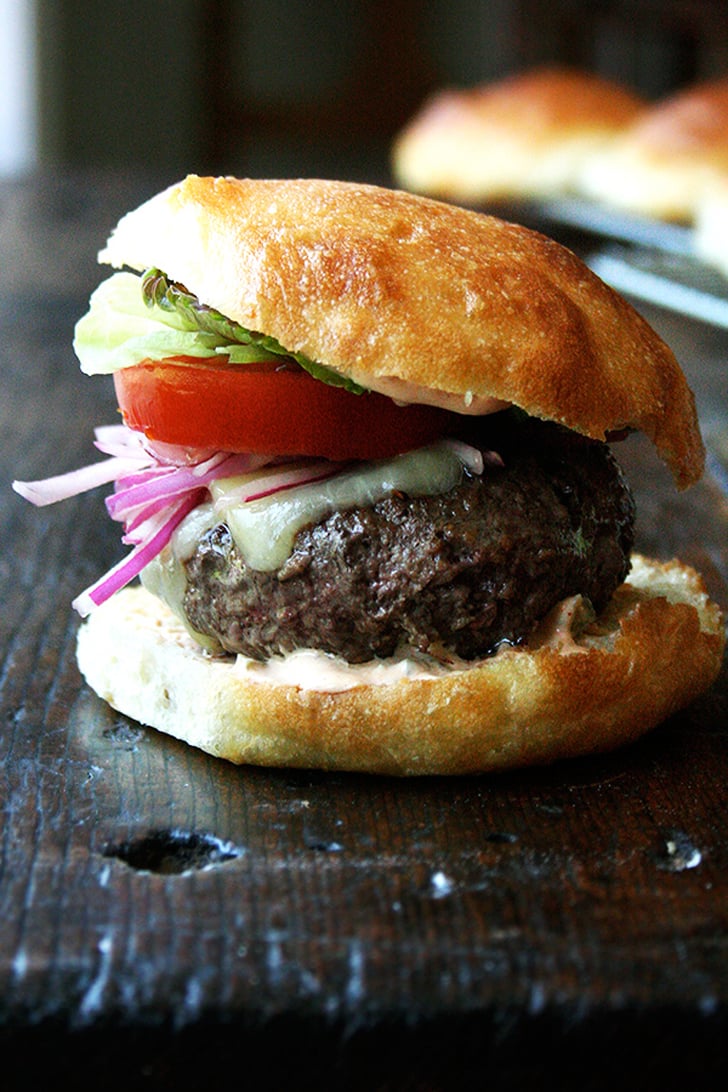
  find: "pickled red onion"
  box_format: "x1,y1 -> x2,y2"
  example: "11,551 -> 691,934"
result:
13,424 -> 350,614
71,492 -> 204,617
14,425 -> 491,616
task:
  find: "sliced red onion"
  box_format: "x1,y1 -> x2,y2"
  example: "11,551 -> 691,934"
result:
106,451 -> 269,522
92,424 -> 153,459
18,423 -> 488,618
216,460 -> 348,508
121,489 -> 206,545
15,422 -> 356,615
72,492 -> 203,618
441,438 -> 504,473
141,437 -> 220,466
481,449 -> 505,468
439,439 -> 483,474
12,455 -> 148,507
122,492 -> 189,538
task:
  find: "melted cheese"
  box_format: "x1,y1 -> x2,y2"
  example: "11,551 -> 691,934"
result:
212,441 -> 467,571
141,441 -> 470,630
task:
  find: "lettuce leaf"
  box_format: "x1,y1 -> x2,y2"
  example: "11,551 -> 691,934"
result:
74,269 -> 365,394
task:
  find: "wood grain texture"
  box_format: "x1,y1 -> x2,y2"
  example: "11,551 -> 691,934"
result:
1,174 -> 727,1091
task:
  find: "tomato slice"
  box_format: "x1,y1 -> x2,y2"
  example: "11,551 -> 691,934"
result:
113,358 -> 453,460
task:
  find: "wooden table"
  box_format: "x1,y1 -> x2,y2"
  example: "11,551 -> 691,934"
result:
1,172 -> 727,1090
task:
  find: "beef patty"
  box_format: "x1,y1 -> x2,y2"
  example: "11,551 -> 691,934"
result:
182,417 -> 635,662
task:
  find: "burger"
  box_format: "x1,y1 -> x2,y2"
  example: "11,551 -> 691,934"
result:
14,176 -> 725,775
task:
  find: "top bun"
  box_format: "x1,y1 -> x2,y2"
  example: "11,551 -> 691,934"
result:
391,66 -> 646,202
578,77 -> 728,221
99,175 -> 704,488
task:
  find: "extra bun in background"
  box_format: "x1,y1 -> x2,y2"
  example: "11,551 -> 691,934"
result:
578,76 -> 728,222
391,67 -> 646,203
15,176 -> 722,775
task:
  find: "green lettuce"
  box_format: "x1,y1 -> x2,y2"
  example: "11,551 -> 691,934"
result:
73,268 -> 365,394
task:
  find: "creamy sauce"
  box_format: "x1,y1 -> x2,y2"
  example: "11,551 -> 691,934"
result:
231,596 -> 592,693
359,374 -> 510,415
527,595 -> 592,654
232,646 -> 466,692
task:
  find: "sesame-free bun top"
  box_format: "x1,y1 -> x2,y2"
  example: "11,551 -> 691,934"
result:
392,66 -> 646,202
579,77 -> 728,221
99,175 -> 703,488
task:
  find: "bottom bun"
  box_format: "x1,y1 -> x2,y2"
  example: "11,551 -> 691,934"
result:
76,555 -> 725,776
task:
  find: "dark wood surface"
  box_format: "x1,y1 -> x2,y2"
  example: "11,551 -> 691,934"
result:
1,172 -> 727,1091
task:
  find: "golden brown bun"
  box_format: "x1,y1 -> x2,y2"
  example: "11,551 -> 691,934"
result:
99,175 -> 703,488
392,67 -> 646,202
76,557 -> 724,776
578,77 -> 728,221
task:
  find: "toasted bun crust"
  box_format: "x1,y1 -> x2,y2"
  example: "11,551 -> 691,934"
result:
99,175 -> 703,487
392,67 -> 645,202
76,557 -> 724,776
579,78 -> 728,221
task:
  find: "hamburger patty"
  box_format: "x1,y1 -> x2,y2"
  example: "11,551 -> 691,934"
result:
182,418 -> 635,663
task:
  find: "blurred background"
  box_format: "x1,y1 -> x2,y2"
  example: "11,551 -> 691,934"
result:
3,0 -> 728,182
